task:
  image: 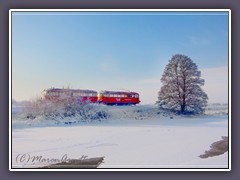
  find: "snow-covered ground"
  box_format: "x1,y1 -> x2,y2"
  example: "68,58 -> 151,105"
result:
11,104 -> 229,169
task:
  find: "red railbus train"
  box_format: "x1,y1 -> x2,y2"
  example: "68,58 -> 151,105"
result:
41,88 -> 140,105
41,88 -> 98,103
97,90 -> 140,105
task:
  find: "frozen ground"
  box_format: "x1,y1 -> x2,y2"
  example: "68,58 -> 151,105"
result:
11,104 -> 229,169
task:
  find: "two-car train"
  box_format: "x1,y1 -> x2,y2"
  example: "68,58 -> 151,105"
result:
41,88 -> 140,105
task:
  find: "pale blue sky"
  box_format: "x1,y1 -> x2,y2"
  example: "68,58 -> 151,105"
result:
12,11 -> 229,104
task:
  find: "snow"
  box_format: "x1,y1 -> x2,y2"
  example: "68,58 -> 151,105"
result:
11,104 -> 229,169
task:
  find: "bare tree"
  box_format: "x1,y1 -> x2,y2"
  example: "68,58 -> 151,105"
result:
157,54 -> 208,114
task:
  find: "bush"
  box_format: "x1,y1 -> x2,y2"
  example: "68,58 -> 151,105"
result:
22,97 -> 109,123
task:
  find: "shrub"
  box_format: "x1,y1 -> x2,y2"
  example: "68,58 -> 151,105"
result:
23,97 -> 109,122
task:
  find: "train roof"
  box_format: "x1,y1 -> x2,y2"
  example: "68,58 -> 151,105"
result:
44,88 -> 97,93
99,90 -> 139,95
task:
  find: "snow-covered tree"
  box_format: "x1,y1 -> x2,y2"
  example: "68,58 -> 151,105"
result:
157,54 -> 208,114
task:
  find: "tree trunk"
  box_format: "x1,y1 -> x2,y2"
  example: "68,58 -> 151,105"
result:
181,104 -> 186,114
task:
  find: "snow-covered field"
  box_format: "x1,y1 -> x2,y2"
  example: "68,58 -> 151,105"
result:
11,104 -> 229,169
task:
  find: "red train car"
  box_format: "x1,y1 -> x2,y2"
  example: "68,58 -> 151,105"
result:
41,88 -> 98,103
97,90 -> 140,105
